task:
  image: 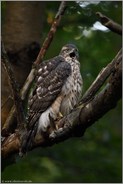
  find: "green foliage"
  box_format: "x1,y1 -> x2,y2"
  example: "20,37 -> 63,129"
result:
2,1 -> 122,183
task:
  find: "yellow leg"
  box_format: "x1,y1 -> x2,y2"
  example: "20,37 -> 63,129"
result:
55,124 -> 59,130
58,111 -> 63,118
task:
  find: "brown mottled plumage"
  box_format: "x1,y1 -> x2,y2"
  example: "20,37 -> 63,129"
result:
21,44 -> 83,153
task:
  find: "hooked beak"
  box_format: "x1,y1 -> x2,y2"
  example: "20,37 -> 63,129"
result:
69,49 -> 79,59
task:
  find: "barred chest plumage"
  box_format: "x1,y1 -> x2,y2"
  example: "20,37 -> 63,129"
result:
21,44 -> 83,153
37,57 -> 82,133
60,57 -> 83,115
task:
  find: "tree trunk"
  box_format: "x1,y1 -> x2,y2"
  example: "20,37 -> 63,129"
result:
2,1 -> 45,50
1,2 -> 45,126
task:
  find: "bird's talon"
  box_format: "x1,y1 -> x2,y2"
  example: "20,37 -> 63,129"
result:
49,131 -> 56,139
49,127 -> 64,139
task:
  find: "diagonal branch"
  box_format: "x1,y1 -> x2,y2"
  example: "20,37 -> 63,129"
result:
1,40 -> 26,131
96,12 -> 122,35
80,49 -> 122,104
34,1 -> 67,66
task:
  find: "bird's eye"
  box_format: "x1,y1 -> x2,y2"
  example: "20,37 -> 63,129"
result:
70,52 -> 76,58
63,49 -> 68,53
64,49 -> 69,52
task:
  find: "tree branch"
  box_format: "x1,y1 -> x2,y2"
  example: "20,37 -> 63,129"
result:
2,1 -> 67,136
96,12 -> 122,35
34,1 -> 67,66
41,48 -> 122,141
79,53 -> 121,130
1,41 -> 26,131
2,48 -> 121,159
80,49 -> 122,104
1,95 -> 12,109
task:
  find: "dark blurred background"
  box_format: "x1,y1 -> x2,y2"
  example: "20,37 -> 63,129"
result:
1,1 -> 122,183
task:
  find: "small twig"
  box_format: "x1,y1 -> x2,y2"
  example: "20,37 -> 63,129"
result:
3,1 -> 67,135
1,40 -> 26,131
80,49 -> 122,104
96,12 -> 122,35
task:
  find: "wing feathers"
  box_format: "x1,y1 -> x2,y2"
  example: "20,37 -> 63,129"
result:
27,56 -> 71,130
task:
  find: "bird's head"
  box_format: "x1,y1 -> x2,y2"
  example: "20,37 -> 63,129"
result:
60,44 -> 79,60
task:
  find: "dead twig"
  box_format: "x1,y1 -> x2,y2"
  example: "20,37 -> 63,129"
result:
96,12 -> 122,35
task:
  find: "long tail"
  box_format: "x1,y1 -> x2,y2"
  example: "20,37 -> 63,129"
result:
20,122 -> 38,155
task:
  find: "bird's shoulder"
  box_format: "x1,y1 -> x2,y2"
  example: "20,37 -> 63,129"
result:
36,55 -> 71,85
37,55 -> 65,73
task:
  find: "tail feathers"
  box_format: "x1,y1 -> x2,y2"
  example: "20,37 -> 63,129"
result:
20,122 -> 38,155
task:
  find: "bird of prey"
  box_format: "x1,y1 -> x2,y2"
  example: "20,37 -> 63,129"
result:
21,44 -> 83,153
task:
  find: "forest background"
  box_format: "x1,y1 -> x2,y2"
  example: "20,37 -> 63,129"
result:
1,1 -> 122,183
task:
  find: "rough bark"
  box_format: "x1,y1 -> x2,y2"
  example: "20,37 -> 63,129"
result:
96,12 -> 122,35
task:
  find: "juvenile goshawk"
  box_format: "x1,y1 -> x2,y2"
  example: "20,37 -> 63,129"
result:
21,44 -> 83,153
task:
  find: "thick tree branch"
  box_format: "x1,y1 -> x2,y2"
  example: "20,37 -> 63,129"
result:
79,56 -> 121,129
2,48 -> 122,159
2,1 -> 67,136
96,12 -> 122,35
